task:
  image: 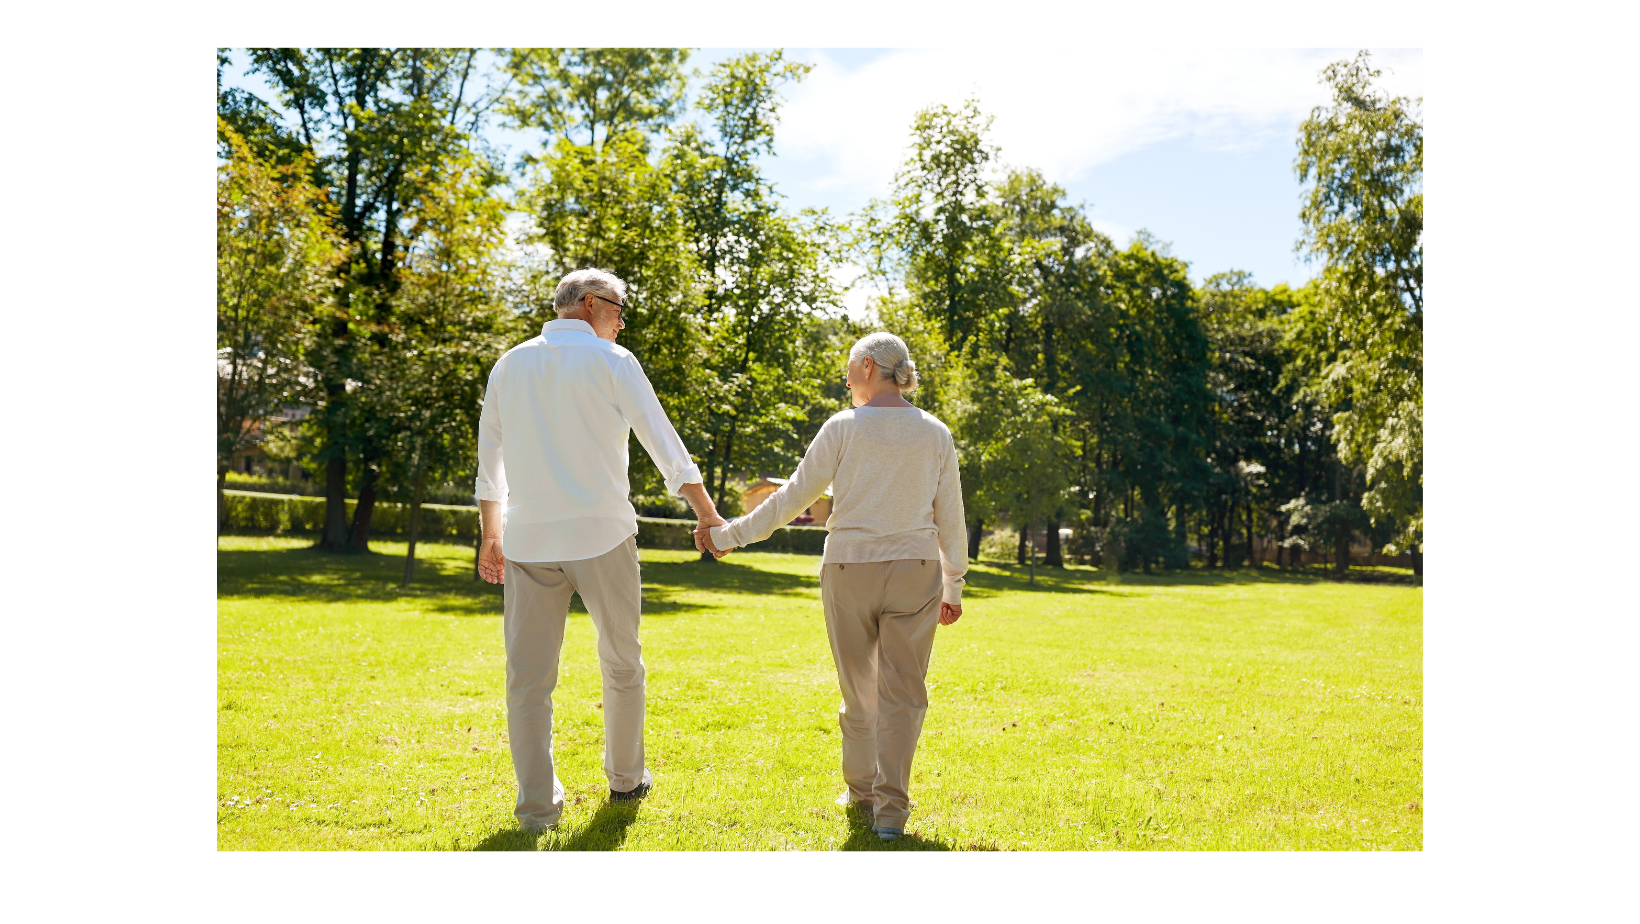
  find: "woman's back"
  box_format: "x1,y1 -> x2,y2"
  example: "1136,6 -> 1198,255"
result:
821,405 -> 954,557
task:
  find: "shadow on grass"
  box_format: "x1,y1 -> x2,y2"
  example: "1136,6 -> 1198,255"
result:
216,542 -> 814,617
838,804 -> 954,852
217,544 -> 500,614
965,561 -> 1418,595
216,541 -> 1416,623
471,800 -> 641,851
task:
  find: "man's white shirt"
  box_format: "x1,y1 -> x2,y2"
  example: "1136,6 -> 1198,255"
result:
475,319 -> 702,562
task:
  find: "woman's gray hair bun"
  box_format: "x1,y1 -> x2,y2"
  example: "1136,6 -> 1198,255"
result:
849,331 -> 920,394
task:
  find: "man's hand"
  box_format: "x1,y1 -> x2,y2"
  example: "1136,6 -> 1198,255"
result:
478,537 -> 507,584
679,482 -> 730,557
939,602 -> 962,626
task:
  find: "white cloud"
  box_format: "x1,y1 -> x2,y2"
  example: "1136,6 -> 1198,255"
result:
771,47 -> 1423,207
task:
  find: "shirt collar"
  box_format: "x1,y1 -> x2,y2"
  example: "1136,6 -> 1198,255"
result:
543,318 -> 596,338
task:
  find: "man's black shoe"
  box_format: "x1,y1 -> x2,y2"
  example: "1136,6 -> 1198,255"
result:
610,782 -> 652,802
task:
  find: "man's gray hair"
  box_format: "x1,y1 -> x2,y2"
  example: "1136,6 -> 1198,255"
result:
849,331 -> 919,393
553,268 -> 628,315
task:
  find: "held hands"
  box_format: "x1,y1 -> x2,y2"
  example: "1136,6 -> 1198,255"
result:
694,521 -> 733,559
478,537 -> 507,584
939,602 -> 962,626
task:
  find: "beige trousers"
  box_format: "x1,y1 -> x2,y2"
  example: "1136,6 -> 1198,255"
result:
503,535 -> 650,830
820,558 -> 943,828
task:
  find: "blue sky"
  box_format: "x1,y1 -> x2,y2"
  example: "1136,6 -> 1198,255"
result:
222,47 -> 1423,310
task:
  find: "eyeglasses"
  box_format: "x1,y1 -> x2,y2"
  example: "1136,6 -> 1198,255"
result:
592,293 -> 625,322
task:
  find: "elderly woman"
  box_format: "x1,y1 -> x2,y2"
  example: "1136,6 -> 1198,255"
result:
702,332 -> 967,841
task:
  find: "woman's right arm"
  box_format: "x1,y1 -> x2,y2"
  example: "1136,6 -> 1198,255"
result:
709,423 -> 840,552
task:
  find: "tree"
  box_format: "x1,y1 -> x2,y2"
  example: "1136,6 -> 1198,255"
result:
886,99 -> 1014,355
945,353 -> 1068,585
244,48 -> 496,552
1294,50 -> 1423,572
365,152 -> 513,585
666,52 -> 841,552
503,47 -> 708,503
216,120 -> 343,529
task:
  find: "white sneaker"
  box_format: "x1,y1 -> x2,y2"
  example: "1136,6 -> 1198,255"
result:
835,790 -> 873,812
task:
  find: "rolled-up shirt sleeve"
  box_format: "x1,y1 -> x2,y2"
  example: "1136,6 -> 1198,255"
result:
473,359 -> 508,503
933,433 -> 968,605
711,422 -> 839,551
615,356 -> 702,496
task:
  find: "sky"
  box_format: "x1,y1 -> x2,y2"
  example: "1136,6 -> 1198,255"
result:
221,47 -> 1423,315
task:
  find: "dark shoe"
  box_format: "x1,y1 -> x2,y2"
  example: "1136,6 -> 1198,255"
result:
610,781 -> 652,802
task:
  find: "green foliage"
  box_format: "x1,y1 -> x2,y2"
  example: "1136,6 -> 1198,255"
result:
977,527 -> 1019,562
216,121 -> 344,503
221,490 -> 480,541
216,47 -> 1421,577
665,51 -> 841,508
1293,51 -> 1423,555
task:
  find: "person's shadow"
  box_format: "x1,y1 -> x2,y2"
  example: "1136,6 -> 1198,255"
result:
470,800 -> 957,851
838,804 -> 953,851
471,801 -> 640,852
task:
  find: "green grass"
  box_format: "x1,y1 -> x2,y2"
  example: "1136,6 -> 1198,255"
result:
217,535 -> 1422,851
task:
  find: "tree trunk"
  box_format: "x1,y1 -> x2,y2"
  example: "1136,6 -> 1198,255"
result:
349,465 -> 378,553
320,453 -> 349,551
1410,547 -> 1423,582
968,520 -> 983,561
1206,502 -> 1219,569
402,466 -> 427,588
1016,525 -> 1029,565
1334,521 -> 1351,576
1028,524 -> 1035,586
1044,517 -> 1063,568
1245,497 -> 1255,569
217,468 -> 229,534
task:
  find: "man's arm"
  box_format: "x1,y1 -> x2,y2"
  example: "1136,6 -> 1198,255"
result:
613,359 -> 723,550
678,483 -> 726,554
474,362 -> 508,584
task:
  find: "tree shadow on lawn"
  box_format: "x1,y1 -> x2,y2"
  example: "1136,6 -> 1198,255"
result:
218,545 -> 508,616
966,561 -> 1417,595
217,544 -> 814,618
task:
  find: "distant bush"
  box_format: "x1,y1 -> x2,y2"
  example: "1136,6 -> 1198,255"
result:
979,528 -> 1019,562
635,516 -> 827,554
220,473 -> 477,506
224,472 -> 322,497
633,493 -> 690,519
221,491 -> 480,540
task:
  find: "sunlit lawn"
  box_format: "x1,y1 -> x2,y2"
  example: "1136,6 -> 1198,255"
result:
216,535 -> 1422,851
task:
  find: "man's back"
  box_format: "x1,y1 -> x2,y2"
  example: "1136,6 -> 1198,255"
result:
475,318 -> 700,563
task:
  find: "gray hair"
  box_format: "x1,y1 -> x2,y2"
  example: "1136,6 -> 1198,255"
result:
553,268 -> 628,315
848,331 -> 919,393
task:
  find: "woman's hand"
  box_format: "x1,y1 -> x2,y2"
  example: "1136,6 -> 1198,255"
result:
939,602 -> 962,626
694,525 -> 733,559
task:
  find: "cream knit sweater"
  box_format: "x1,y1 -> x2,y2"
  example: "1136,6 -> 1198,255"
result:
709,405 -> 968,604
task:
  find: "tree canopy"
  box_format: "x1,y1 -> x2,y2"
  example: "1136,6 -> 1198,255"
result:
218,48 -> 1422,580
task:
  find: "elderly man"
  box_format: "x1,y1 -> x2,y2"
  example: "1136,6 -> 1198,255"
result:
475,268 -> 721,833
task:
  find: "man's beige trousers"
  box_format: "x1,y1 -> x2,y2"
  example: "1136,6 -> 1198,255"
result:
503,535 -> 650,830
820,558 -> 943,828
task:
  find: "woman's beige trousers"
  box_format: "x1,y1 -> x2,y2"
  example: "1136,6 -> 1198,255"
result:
820,558 -> 943,828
